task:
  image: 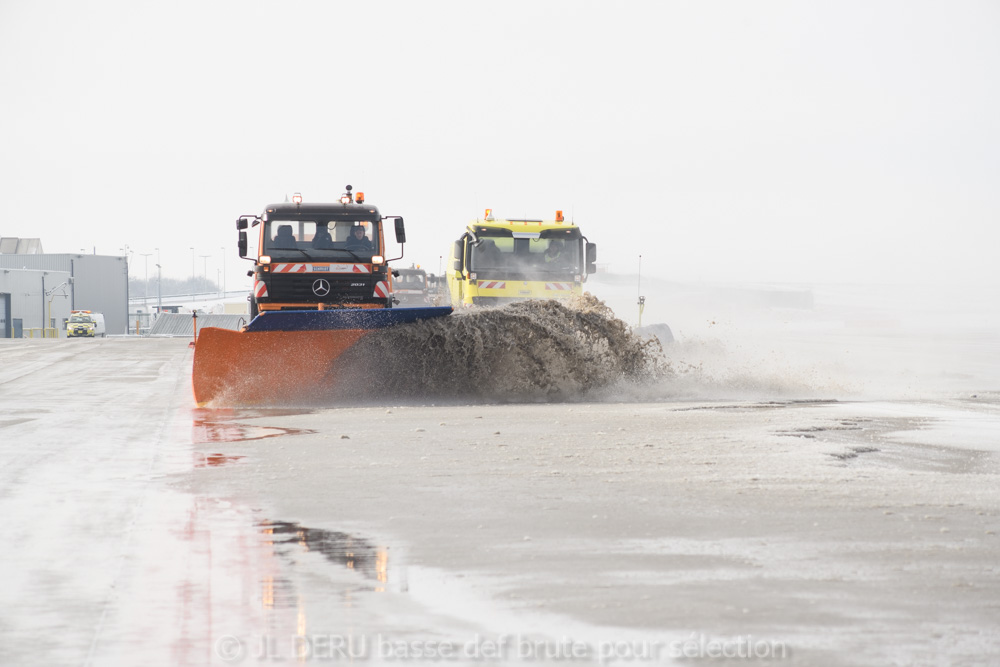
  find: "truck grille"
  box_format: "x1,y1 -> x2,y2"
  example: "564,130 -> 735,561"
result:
262,274 -> 377,302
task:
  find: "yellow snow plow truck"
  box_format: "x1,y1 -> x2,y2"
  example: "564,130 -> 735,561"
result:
447,209 -> 597,307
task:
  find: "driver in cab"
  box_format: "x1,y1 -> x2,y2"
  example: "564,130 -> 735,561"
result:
346,225 -> 373,252
543,239 -> 568,266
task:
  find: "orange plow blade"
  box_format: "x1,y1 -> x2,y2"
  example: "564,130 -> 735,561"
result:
191,307 -> 452,406
192,328 -> 369,405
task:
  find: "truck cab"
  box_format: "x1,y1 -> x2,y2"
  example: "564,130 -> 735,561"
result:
447,209 -> 597,307
237,187 -> 406,318
392,266 -> 431,307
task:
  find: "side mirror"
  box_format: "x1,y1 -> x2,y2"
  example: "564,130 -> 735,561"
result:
236,218 -> 248,230
586,243 -> 597,274
238,231 -> 248,258
394,217 -> 406,244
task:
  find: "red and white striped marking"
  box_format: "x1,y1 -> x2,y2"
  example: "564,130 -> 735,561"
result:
253,280 -> 268,298
271,263 -> 370,274
270,263 -> 309,273
545,282 -> 573,291
478,281 -> 506,289
373,281 -> 390,299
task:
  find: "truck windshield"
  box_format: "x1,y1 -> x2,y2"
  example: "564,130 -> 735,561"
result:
397,272 -> 426,287
470,235 -> 580,277
264,219 -> 379,260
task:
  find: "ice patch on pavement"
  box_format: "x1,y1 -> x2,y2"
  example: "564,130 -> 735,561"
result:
827,400 -> 1000,451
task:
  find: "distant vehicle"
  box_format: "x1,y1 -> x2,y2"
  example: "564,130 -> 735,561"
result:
66,310 -> 106,338
447,209 -> 597,307
392,265 -> 431,307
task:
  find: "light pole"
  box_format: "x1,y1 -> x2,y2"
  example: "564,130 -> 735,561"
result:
637,254 -> 645,329
155,248 -> 161,313
200,255 -> 211,292
45,282 -> 69,338
140,253 -> 152,302
190,247 -> 195,285
155,264 -> 162,314
122,246 -> 131,327
121,245 -> 131,283
220,246 -> 226,296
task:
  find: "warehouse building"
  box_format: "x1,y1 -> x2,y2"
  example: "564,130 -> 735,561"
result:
0,268 -> 72,338
0,239 -> 129,337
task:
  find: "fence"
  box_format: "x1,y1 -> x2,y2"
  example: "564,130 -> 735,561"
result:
24,328 -> 59,339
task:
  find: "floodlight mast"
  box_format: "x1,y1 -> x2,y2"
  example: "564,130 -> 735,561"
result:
637,255 -> 645,328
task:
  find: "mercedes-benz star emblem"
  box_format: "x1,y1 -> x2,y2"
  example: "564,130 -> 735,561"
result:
312,279 -> 331,297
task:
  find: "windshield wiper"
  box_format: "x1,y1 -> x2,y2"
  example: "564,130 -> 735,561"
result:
340,249 -> 370,262
271,247 -> 311,258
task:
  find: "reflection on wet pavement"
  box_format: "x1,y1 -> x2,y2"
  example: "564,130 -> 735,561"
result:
191,410 -> 315,469
193,452 -> 246,467
260,574 -> 299,610
260,520 -> 391,593
191,408 -> 316,444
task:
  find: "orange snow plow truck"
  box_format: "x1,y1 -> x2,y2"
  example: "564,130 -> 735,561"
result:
191,186 -> 452,406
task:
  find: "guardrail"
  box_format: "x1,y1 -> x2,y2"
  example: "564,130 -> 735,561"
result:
128,289 -> 248,306
25,328 -> 59,339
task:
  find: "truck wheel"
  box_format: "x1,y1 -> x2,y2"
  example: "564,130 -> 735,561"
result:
250,298 -> 259,319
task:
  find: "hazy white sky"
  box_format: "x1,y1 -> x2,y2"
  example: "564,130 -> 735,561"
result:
1,0 -> 998,288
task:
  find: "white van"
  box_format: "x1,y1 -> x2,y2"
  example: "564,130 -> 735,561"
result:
66,311 -> 106,338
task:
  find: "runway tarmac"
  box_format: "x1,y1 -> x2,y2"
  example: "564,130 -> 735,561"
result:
1,282 -> 998,666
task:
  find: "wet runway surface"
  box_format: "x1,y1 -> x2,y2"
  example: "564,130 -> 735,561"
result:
2,337 -> 999,665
